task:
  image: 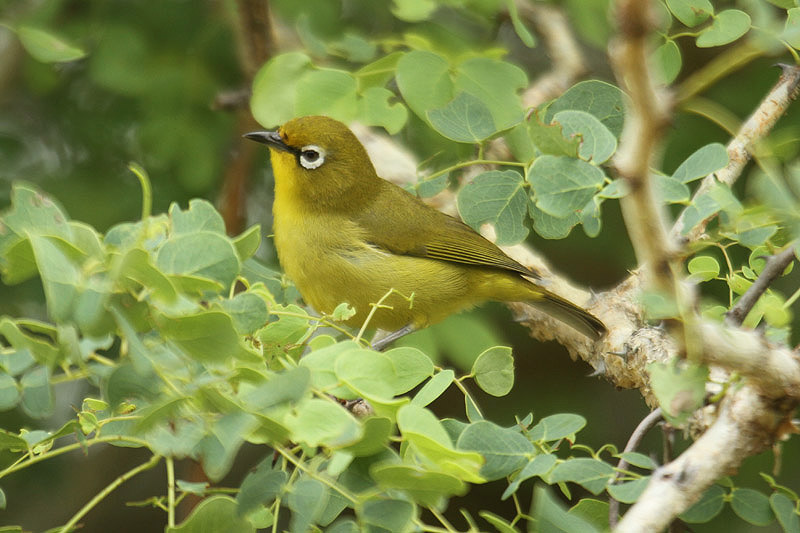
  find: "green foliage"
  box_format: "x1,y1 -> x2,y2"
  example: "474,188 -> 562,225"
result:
2,0 -> 800,530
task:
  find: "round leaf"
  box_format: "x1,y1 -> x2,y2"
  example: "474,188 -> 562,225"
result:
471,346 -> 514,397
696,10 -> 751,48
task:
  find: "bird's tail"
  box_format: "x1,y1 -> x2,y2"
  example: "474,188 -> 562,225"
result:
527,289 -> 606,341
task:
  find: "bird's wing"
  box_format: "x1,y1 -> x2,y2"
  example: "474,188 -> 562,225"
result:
355,184 -> 540,278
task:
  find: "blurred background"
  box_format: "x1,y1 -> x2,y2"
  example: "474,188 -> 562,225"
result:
0,0 -> 798,531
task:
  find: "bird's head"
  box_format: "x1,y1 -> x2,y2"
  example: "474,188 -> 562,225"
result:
245,116 -> 379,208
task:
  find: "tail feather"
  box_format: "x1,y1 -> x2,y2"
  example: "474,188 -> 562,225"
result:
528,291 -> 606,340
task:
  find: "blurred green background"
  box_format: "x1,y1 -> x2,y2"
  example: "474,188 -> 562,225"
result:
0,0 -> 798,531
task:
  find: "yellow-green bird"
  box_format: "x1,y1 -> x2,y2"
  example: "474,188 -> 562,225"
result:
245,115 -> 606,345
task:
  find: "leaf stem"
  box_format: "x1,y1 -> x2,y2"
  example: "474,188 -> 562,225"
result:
273,445 -> 358,504
58,454 -> 161,533
128,162 -> 153,220
166,456 -> 176,528
0,435 -> 150,480
423,159 -> 526,183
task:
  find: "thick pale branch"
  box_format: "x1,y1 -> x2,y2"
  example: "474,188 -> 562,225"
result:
699,321 -> 800,398
616,385 -> 792,532
672,64 -> 800,242
609,0 -> 681,307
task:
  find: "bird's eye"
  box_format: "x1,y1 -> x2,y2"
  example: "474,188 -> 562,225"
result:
299,145 -> 325,170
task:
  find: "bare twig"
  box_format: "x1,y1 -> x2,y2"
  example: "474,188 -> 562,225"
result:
609,408 -> 663,527
726,245 -> 797,327
616,385 -> 795,532
672,64 -> 800,242
219,0 -> 277,234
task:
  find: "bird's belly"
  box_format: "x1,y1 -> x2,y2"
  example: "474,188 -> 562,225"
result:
276,229 -> 472,330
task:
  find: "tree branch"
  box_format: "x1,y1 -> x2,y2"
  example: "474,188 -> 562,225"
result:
616,385 -> 795,532
518,2 -> 587,108
609,408 -> 663,527
672,64 -> 800,242
726,245 -> 797,327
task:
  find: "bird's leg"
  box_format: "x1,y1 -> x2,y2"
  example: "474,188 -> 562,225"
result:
371,324 -> 416,351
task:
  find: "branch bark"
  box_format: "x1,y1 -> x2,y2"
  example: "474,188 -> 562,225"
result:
672,64 -> 800,242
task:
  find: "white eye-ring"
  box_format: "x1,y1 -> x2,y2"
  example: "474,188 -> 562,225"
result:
299,145 -> 326,170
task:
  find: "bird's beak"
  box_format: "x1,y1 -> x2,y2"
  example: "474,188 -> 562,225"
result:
243,130 -> 291,152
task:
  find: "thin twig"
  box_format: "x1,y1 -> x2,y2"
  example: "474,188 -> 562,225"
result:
726,245 -> 797,327
672,64 -> 800,242
609,408 -> 663,527
58,454 -> 162,533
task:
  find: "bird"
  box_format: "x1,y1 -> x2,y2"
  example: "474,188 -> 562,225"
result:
244,115 -> 606,347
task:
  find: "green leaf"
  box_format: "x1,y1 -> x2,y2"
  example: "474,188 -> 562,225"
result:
454,57 -> 527,131
156,232 -> 240,290
250,52 -> 312,126
533,485 -> 601,533
507,0 -> 536,47
412,369 -> 455,406
0,374 -> 20,411
288,478 -> 328,532
335,350 -> 396,400
672,143 -> 728,183
471,346 -> 514,397
371,464 -> 467,505
359,498 -> 415,533
529,413 -> 587,442
392,0 -> 437,21
384,346 -> 435,395
551,110 -> 617,164
341,416 -> 392,457
397,404 -> 484,482
530,155 -> 606,219
568,499 -> 610,530
296,69 -> 358,121
655,175 -> 690,203
358,87 -> 408,135
396,51 -> 454,123
158,311 -> 254,363
696,10 -> 751,48
616,451 -> 657,470
652,40 -> 682,84
167,495 -> 255,533
19,367 -> 54,419
545,81 -> 626,138
170,200 -> 226,235
456,420 -> 533,481
238,366 -> 311,412
770,493 -> 800,533
16,26 -> 86,63
233,225 -> 262,261
549,458 -> 615,495
784,8 -> 800,49
527,110 -> 581,158
217,292 -> 268,335
502,453 -> 557,499
356,52 -> 404,90
607,477 -> 650,503
731,488 -> 774,526
665,0 -> 713,27
457,170 -> 529,245
284,398 -> 362,448
479,510 -> 519,533
648,360 -> 708,426
28,235 -> 81,323
687,255 -> 720,282
529,203 -> 580,239
427,92 -> 497,143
